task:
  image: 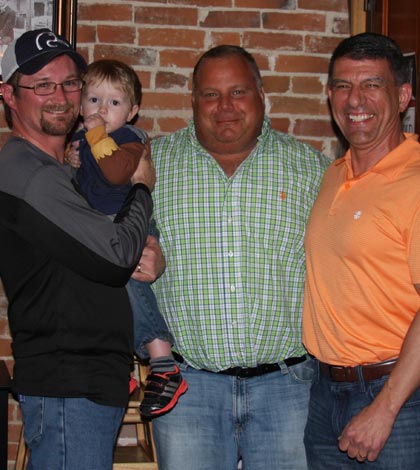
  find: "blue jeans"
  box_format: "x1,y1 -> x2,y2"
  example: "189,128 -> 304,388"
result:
304,362 -> 420,469
153,357 -> 315,470
126,278 -> 174,359
19,395 -> 125,470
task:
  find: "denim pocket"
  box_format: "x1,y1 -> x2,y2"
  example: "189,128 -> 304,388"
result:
19,395 -> 44,446
288,355 -> 316,384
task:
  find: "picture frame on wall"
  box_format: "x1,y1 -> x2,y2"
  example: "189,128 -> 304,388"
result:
402,52 -> 417,134
349,0 -> 367,35
0,0 -> 77,81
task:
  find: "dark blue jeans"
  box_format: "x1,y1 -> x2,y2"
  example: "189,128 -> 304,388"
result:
126,278 -> 174,359
304,361 -> 420,469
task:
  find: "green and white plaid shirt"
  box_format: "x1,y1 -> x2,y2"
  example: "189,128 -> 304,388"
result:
151,117 -> 329,371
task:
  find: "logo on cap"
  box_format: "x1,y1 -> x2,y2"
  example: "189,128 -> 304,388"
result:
35,31 -> 71,51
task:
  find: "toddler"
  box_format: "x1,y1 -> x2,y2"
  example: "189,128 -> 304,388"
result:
67,59 -> 187,418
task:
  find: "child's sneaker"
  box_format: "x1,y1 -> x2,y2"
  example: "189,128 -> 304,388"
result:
140,365 -> 188,418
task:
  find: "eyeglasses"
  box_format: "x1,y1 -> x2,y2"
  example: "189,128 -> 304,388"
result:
16,79 -> 84,96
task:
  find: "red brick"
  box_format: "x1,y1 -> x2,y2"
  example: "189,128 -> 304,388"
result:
137,71 -> 151,90
142,92 -> 192,110
201,11 -> 260,29
269,95 -> 330,116
302,138 -> 324,152
244,32 -> 303,51
93,45 -> 158,67
333,17 -> 350,35
262,75 -> 290,94
97,25 -> 136,44
299,0 -> 348,12
305,35 -> 344,54
275,55 -> 329,74
74,46 -> 89,66
9,441 -> 19,465
251,53 -> 270,74
237,0 -> 293,8
157,117 -> 190,133
0,339 -> 12,356
140,28 -> 205,48
0,299 -> 7,311
135,117 -> 154,134
0,316 -> 10,336
160,49 -> 202,69
8,422 -> 21,442
76,24 -> 96,44
78,3 -> 132,21
135,7 -> 197,26
263,12 -> 326,32
8,401 -> 20,422
156,72 -> 189,89
170,0 -> 230,5
270,117 -> 290,134
210,32 -> 241,46
293,118 -> 336,138
292,76 -> 324,94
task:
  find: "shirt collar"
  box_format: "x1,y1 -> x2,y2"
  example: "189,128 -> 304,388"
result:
334,133 -> 420,181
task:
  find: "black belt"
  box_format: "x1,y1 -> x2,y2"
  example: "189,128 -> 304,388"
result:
173,352 -> 307,378
319,359 -> 396,382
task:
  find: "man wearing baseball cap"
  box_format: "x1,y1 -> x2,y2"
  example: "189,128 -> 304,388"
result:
0,29 -> 157,469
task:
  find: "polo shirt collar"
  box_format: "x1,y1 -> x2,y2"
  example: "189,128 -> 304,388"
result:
335,133 -> 419,181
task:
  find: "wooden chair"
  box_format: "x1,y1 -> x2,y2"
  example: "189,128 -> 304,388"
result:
14,360 -> 158,470
113,359 -> 158,469
15,426 -> 28,470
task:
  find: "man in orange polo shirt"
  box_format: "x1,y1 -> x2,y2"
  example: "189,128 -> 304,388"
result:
303,32 -> 420,469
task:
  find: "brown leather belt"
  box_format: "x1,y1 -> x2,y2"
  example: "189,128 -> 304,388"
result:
319,359 -> 397,382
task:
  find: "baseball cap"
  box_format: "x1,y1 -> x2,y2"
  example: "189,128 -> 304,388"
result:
1,28 -> 87,83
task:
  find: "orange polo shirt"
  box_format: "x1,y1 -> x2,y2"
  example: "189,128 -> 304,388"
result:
303,134 -> 420,366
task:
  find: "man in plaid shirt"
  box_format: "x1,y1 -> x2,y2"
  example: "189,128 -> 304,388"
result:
150,45 -> 330,470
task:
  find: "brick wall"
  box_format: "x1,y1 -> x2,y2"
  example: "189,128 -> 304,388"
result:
75,0 -> 350,156
0,0 -> 350,466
